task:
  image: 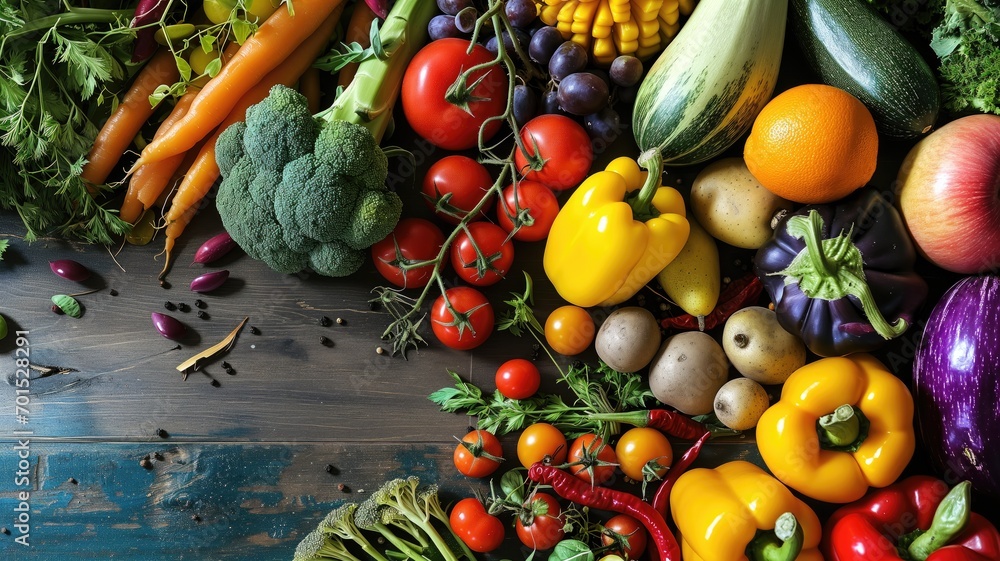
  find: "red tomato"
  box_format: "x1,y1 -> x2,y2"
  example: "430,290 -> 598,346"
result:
450,497 -> 505,553
422,156 -> 494,225
453,429 -> 503,478
515,493 -> 565,550
513,115 -> 593,191
450,222 -> 515,286
567,433 -> 618,485
615,427 -> 673,482
431,287 -> 495,350
544,305 -> 595,356
601,514 -> 648,560
370,218 -> 445,288
495,358 -> 541,400
496,180 -> 560,242
517,423 -> 568,468
401,38 -> 508,150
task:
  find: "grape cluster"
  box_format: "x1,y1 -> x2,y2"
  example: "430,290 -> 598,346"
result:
428,1 -> 645,142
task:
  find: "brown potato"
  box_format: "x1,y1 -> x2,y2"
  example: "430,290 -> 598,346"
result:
595,307 -> 661,373
648,331 -> 729,415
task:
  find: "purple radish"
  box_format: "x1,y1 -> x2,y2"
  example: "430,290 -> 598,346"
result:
49,259 -> 91,282
190,270 -> 230,293
193,232 -> 238,265
151,312 -> 186,340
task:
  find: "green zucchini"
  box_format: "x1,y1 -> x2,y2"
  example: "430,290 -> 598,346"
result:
791,0 -> 940,138
632,0 -> 786,166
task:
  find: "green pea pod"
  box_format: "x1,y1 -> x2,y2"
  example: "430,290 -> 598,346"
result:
0,313 -> 7,340
52,294 -> 83,318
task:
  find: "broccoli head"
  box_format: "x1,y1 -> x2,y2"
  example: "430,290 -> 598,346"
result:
215,85 -> 403,277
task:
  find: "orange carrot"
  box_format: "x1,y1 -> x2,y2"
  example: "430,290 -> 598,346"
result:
300,66 -> 322,114
134,0 -> 346,169
338,1 -> 378,89
156,4 -> 344,282
118,92 -> 196,223
81,49 -> 179,189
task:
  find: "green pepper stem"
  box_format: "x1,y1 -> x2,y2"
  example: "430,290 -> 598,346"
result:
818,405 -> 861,447
908,482 -> 972,561
631,149 -> 664,220
780,210 -> 908,341
747,512 -> 804,561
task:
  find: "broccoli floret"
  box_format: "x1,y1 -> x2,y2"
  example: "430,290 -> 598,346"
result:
354,497 -> 428,561
370,478 -> 465,561
318,503 -> 390,561
214,84 -> 403,278
342,189 -> 403,250
308,240 -> 365,278
292,529 -> 360,561
214,121 -> 246,177
275,154 -> 360,243
243,85 -> 320,173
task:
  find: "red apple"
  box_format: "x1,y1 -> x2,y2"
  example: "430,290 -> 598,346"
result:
896,114 -> 1000,274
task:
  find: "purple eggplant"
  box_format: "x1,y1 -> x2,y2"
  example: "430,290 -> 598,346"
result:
913,275 -> 1000,499
190,270 -> 230,293
130,0 -> 168,62
754,189 -> 928,357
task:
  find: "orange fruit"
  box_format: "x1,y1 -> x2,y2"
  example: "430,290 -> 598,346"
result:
744,84 -> 878,204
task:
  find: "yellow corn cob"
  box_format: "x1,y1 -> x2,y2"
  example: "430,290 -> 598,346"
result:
534,0 -> 696,65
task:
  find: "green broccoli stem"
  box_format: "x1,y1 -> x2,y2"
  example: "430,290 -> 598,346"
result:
317,0 -> 435,143
370,522 -> 428,561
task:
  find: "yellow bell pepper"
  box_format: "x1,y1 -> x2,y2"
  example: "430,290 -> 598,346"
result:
542,150 -> 689,308
670,461 -> 824,561
756,353 -> 915,504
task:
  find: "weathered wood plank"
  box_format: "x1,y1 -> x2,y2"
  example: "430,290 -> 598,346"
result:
0,440 -> 762,559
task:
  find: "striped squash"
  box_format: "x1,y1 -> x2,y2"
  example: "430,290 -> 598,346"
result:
632,0 -> 787,166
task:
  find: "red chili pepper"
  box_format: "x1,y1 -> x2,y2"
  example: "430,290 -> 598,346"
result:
528,463 -> 680,561
591,409 -> 710,441
651,430 -> 710,518
661,274 -> 763,331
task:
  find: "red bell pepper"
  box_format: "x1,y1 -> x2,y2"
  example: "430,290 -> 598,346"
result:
823,476 -> 1000,561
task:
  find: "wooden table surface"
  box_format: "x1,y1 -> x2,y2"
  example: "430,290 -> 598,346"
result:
1,38 -> 997,560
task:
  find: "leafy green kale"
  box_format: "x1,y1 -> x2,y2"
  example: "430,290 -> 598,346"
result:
0,239 -> 8,260
930,0 -> 1000,114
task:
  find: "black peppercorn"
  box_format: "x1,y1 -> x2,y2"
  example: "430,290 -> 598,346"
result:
164,301 -> 175,311
249,326 -> 260,335
156,428 -> 169,439
194,299 -> 206,309
319,316 -> 331,327
177,302 -> 189,312
197,310 -> 208,319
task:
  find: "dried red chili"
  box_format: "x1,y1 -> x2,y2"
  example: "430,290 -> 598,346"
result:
527,463 -> 680,561
651,430 -> 711,519
661,274 -> 763,331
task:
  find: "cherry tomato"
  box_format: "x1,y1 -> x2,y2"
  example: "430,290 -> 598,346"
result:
431,287 -> 495,350
495,358 -> 541,400
601,514 -> 648,560
517,423 -> 567,468
371,218 -> 445,289
567,433 -> 617,485
513,114 -> 593,191
401,39 -> 508,150
453,429 -> 503,478
450,222 -> 514,287
422,156 -> 494,225
450,497 -> 505,553
515,493 -> 565,550
544,305 -> 595,356
496,180 -> 560,242
615,427 -> 673,482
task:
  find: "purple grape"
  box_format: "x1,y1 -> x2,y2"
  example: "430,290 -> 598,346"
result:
428,14 -> 462,40
557,72 -> 610,115
584,106 -> 622,142
589,68 -> 612,90
455,6 -> 477,33
513,85 -> 538,128
151,312 -> 187,340
529,26 -> 563,65
542,89 -> 570,117
610,55 -> 643,87
437,0 -> 472,16
505,0 -> 538,28
548,41 -> 587,81
485,29 -> 529,55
